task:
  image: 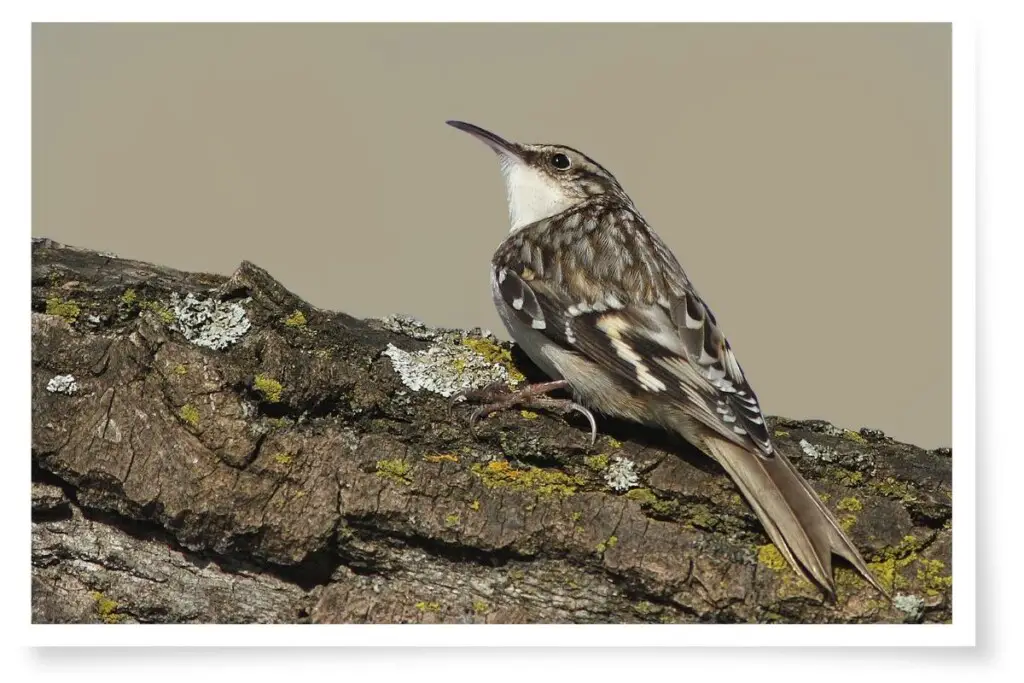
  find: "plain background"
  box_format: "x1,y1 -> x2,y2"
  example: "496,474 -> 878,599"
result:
31,23 -> 951,448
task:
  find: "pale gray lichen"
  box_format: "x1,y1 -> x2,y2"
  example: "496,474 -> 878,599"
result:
170,292 -> 251,350
604,455 -> 639,492
377,314 -> 440,341
798,438 -> 837,463
46,374 -> 78,395
382,338 -> 512,398
893,593 -> 925,620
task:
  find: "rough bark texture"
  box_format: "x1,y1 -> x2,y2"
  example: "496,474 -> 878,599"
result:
31,238 -> 953,625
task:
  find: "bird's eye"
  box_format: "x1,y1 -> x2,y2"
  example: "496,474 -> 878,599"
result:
551,153 -> 571,170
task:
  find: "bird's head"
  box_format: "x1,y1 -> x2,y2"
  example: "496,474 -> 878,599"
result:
447,120 -> 631,232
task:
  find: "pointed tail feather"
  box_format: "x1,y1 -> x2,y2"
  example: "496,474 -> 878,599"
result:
702,435 -> 890,599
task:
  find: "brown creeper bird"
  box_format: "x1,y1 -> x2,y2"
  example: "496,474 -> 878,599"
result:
446,119 -> 888,600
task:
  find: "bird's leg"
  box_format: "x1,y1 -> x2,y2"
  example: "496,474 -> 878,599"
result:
450,380 -> 598,444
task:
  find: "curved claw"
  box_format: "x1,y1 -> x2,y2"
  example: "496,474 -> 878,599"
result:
566,402 -> 598,446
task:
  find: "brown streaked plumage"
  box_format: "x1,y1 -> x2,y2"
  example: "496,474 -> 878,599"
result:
446,120 -> 889,600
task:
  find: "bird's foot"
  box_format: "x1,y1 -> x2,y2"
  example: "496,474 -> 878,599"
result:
449,379 -> 597,445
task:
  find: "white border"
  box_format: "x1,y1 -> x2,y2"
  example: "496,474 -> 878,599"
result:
7,1 -> 975,653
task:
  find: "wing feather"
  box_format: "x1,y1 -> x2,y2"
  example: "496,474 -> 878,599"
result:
491,199 -> 775,456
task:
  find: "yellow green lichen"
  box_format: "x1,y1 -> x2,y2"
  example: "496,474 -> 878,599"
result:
253,374 -> 283,403
606,436 -> 623,449
870,476 -> 917,502
626,488 -> 657,505
596,535 -> 618,553
756,544 -> 790,572
633,601 -> 658,616
839,515 -> 858,532
520,410 -> 539,420
570,511 -> 582,522
90,591 -> 126,624
284,310 -> 307,328
843,429 -> 867,443
423,452 -> 459,464
461,337 -> 526,384
828,467 -> 864,487
120,288 -> 138,306
445,513 -> 460,527
140,299 -> 175,324
472,600 -> 489,615
266,417 -> 291,431
818,492 -> 831,503
376,458 -> 412,485
172,364 -> 188,376
917,558 -> 952,596
468,500 -> 481,511
272,452 -> 294,466
471,460 -> 583,498
414,601 -> 441,612
625,487 -> 680,516
584,454 -> 610,471
179,403 -> 200,427
46,296 -> 80,322
836,497 -> 864,513
773,430 -> 790,438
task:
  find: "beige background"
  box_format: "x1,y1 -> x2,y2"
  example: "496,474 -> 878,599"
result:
32,23 -> 951,448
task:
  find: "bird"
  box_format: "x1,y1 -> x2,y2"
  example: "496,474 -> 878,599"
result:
445,119 -> 889,601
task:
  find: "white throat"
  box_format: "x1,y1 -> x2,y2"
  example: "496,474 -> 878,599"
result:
498,154 -> 576,232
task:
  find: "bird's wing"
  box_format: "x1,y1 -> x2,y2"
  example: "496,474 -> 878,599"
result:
492,200 -> 775,457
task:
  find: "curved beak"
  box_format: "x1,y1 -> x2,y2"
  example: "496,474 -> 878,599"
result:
446,120 -> 522,159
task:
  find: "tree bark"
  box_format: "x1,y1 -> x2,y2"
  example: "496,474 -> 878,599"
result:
31,238 -> 952,624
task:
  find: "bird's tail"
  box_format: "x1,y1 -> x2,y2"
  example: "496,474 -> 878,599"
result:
702,435 -> 889,600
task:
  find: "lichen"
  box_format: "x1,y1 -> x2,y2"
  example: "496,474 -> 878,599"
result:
45,296 -> 80,322
169,291 -> 250,350
253,374 -> 283,403
605,436 -> 623,449
626,488 -> 657,505
584,454 -> 610,471
179,403 -> 200,427
284,310 -> 307,327
460,337 -> 526,384
836,497 -> 863,513
444,513 -> 461,527
773,430 -> 790,438
799,438 -> 837,462
596,535 -> 618,553
633,601 -> 658,616
869,476 -> 917,502
382,334 -> 518,398
471,461 -> 583,498
520,410 -> 539,420
46,374 -> 78,395
120,288 -> 138,306
172,364 -> 188,376
472,600 -> 489,615
604,456 -> 639,491
917,558 -> 952,596
376,458 -> 412,485
625,487 -> 680,516
469,500 -> 481,511
828,467 -> 865,486
90,591 -> 125,624
272,452 -> 294,466
843,429 -> 867,444
756,544 -> 790,572
893,593 -> 926,620
422,452 -> 459,464
140,299 -> 176,324
414,601 -> 441,612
